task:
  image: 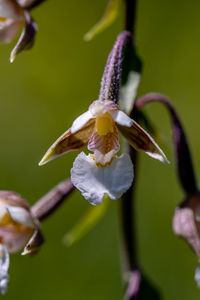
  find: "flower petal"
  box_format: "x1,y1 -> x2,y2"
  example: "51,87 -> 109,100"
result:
71,152 -> 133,205
0,19 -> 22,43
10,11 -> 37,63
0,245 -> 9,295
111,110 -> 133,127
0,0 -> 23,19
117,120 -> 169,164
6,206 -> 34,228
88,126 -> 120,165
39,120 -> 95,166
0,226 -> 32,253
71,110 -> 93,134
22,228 -> 44,256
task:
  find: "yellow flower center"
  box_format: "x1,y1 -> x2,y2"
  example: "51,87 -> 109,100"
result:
96,112 -> 114,136
0,17 -> 7,22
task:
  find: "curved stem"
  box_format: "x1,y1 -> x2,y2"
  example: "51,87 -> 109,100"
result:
135,93 -> 198,195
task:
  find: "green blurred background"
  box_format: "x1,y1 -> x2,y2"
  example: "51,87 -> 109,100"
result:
0,0 -> 200,299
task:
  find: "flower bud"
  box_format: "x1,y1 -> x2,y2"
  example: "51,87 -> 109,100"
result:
173,194 -> 200,286
173,194 -> 200,260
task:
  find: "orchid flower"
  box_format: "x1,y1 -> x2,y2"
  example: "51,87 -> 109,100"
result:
0,0 -> 23,44
39,99 -> 168,205
0,0 -> 38,62
0,191 -> 43,293
39,32 -> 168,205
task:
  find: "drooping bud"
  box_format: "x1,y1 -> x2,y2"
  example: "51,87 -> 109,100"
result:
136,93 -> 200,287
173,195 -> 200,260
136,93 -> 198,194
173,194 -> 200,287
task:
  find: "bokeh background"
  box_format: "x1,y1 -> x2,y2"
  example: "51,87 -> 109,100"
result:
0,0 -> 200,299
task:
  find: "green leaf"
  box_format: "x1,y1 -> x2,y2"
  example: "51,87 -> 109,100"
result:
84,0 -> 120,41
62,196 -> 110,247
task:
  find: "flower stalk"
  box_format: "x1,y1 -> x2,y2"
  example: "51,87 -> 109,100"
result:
135,92 -> 200,287
135,93 -> 198,195
31,179 -> 75,221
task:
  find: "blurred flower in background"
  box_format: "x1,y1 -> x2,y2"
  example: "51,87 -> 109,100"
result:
0,191 -> 43,294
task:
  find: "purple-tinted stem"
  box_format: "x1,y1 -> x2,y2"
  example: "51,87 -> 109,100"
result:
31,179 -> 75,221
124,0 -> 137,34
119,2 -> 139,299
120,147 -> 138,271
135,93 -> 198,195
99,31 -> 132,103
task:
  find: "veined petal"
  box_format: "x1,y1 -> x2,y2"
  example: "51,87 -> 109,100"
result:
71,110 -> 93,134
0,226 -> 32,253
0,0 -> 23,20
111,110 -> 133,127
0,19 -> 22,43
6,206 -> 34,228
117,120 -> 169,164
39,120 -> 95,165
0,244 -> 9,295
71,152 -> 133,205
88,126 -> 120,165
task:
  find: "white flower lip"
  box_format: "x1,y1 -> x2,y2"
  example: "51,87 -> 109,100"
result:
71,152 -> 134,205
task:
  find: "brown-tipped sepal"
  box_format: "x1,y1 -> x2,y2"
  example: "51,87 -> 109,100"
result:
10,10 -> 37,62
22,228 -> 44,256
